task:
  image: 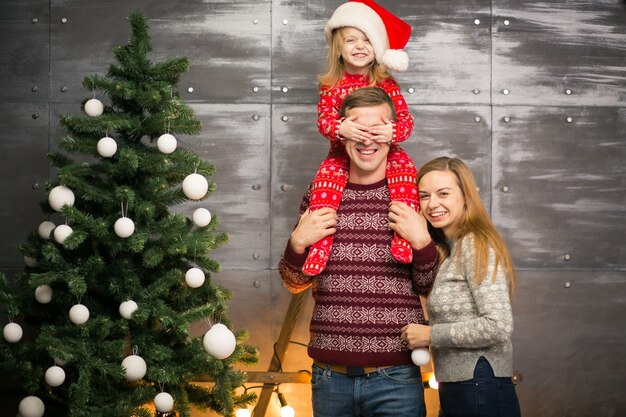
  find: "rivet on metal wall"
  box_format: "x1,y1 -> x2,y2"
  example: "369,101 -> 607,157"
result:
407,87 -> 414,94
473,89 -> 480,95
503,19 -> 510,26
31,86 -> 38,92
474,116 -> 481,123
282,19 -> 288,25
61,17 -> 67,24
501,186 -> 509,193
565,89 -> 572,95
60,86 -> 68,93
32,182 -> 40,190
474,18 -> 480,25
566,116 -> 573,123
502,89 -> 510,95
253,18 -> 259,25
564,253 -> 571,261
252,184 -> 261,190
187,87 -> 194,94
564,281 -> 571,288
253,86 -> 259,93
252,253 -> 260,260
252,114 -> 260,121
512,372 -> 523,384
32,18 -> 38,24
503,116 -> 511,123
32,113 -> 39,119
281,115 -> 289,122
253,280 -> 261,288
282,86 -> 289,93
281,184 -> 289,192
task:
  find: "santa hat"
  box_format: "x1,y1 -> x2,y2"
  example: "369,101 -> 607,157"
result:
324,0 -> 411,72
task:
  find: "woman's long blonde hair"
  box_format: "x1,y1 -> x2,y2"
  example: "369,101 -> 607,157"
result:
418,157 -> 517,294
318,27 -> 394,91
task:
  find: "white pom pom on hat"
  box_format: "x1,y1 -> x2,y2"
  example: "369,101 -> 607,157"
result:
324,0 -> 412,72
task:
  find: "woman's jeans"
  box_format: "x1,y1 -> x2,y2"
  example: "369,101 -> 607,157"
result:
438,357 -> 521,417
311,363 -> 426,417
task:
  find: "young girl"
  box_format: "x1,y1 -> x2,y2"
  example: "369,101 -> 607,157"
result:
396,157 -> 522,417
303,0 -> 418,275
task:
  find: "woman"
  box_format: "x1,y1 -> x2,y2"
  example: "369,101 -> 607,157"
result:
388,157 -> 521,417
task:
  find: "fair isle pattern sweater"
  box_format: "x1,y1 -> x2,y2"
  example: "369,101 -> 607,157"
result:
429,234 -> 514,382
279,179 -> 438,367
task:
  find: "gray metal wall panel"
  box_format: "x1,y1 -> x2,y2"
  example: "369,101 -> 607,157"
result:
0,103 -> 49,270
50,0 -> 271,104
0,0 -> 49,103
492,106 -> 626,269
513,270 -> 626,417
493,1 -> 626,106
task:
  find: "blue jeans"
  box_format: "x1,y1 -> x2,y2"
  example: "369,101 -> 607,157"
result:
438,357 -> 521,417
311,363 -> 426,417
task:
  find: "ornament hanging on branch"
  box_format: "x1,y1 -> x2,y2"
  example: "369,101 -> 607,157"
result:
182,173 -> 208,200
53,224 -> 73,245
154,391 -> 174,413
192,208 -> 212,227
157,133 -> 177,154
97,136 -> 117,158
114,202 -> 135,238
3,322 -> 23,343
18,396 -> 45,417
185,267 -> 205,288
203,323 -> 236,360
411,347 -> 431,366
84,98 -> 103,117
69,303 -> 89,325
35,285 -> 53,304
37,221 -> 56,239
44,365 -> 66,387
48,185 -> 75,212
24,256 -> 39,268
119,300 -> 138,319
121,354 -> 147,381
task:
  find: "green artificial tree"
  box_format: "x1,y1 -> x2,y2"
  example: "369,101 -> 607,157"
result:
0,12 -> 256,417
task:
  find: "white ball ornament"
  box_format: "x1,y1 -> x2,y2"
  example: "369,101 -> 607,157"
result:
24,256 -> 39,268
38,221 -> 56,239
18,395 -> 45,417
192,208 -> 212,227
97,136 -> 117,157
154,392 -> 174,413
35,285 -> 53,304
185,267 -> 205,288
84,98 -> 103,117
114,217 -> 135,238
411,347 -> 431,366
203,323 -> 236,360
157,133 -> 177,154
48,185 -> 75,212
45,365 -> 66,387
3,322 -> 23,343
119,300 -> 138,319
182,173 -> 208,200
121,354 -> 147,381
53,224 -> 73,244
69,304 -> 89,325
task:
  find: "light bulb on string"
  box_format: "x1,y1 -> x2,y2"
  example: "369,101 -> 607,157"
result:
277,391 -> 295,417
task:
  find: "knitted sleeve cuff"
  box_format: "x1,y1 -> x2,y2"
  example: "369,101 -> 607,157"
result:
412,240 -> 438,264
283,241 -> 308,268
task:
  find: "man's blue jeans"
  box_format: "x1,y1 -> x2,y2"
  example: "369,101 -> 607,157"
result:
311,363 -> 426,417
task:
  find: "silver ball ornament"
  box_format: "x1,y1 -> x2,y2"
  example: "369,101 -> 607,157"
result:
154,392 -> 174,412
18,396 -> 45,417
45,365 -> 66,387
185,267 -> 205,288
114,217 -> 135,238
411,347 -> 431,366
35,284 -> 53,304
157,133 -> 177,154
53,224 -> 73,244
192,208 -> 212,227
182,173 -> 208,200
84,98 -> 103,117
48,185 -> 75,212
3,322 -> 23,343
97,136 -> 117,157
69,303 -> 89,325
119,300 -> 138,319
38,221 -> 56,239
203,323 -> 236,360
121,354 -> 147,381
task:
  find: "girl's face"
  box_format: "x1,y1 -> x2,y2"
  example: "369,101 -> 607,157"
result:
338,27 -> 375,75
418,170 -> 466,239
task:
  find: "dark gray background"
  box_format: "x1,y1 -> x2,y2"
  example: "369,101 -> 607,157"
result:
1,1 -> 625,416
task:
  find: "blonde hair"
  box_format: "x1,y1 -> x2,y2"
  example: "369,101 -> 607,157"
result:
318,28 -> 394,91
418,157 -> 517,294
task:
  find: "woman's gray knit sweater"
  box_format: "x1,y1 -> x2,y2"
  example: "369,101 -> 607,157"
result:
428,233 -> 514,382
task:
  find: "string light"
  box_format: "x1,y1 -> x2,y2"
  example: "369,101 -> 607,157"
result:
277,391 -> 295,417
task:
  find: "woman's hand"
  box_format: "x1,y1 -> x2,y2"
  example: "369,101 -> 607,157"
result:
388,201 -> 432,250
401,323 -> 432,349
289,208 -> 338,254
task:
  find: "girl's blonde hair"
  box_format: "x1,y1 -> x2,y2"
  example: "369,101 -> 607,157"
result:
418,157 -> 517,294
318,27 -> 394,91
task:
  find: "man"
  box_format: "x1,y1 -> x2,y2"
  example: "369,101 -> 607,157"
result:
278,87 -> 438,417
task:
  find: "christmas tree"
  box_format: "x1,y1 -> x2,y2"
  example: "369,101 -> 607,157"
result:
0,12 -> 256,417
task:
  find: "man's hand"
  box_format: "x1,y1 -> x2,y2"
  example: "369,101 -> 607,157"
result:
339,115 -> 372,143
388,201 -> 432,250
290,208 -> 338,254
